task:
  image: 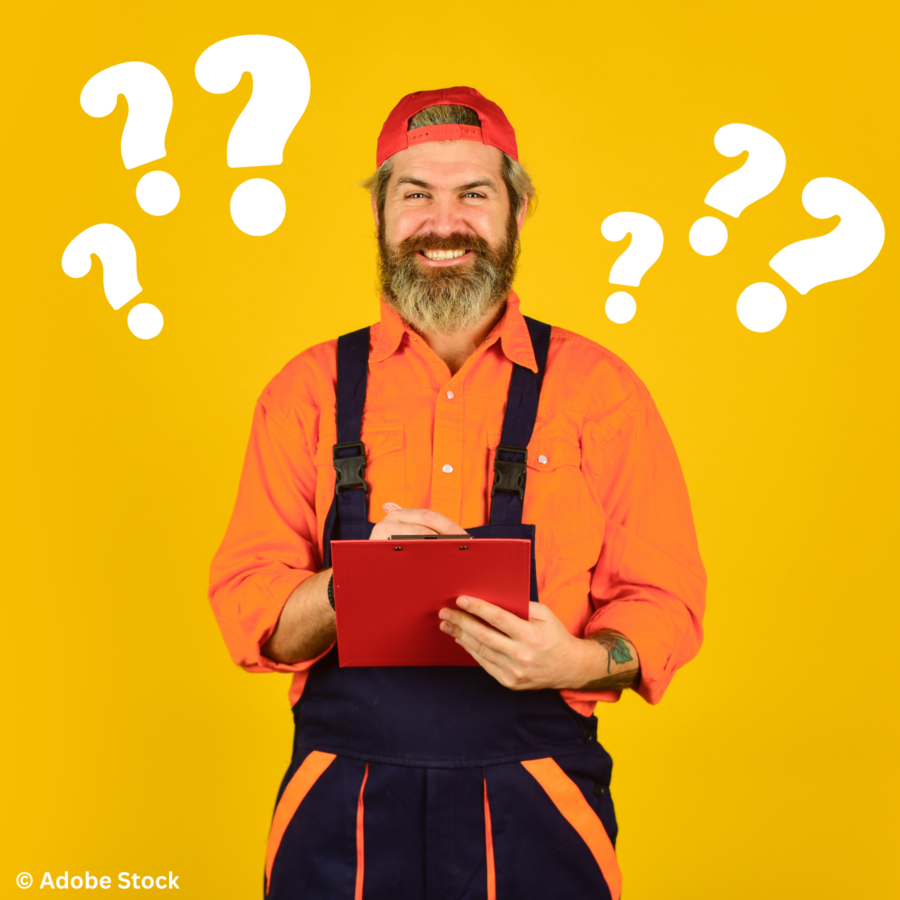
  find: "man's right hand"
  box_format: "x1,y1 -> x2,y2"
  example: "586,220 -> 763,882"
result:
370,505 -> 468,541
262,505 -> 467,665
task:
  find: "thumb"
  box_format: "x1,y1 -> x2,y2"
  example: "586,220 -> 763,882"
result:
526,602 -> 555,623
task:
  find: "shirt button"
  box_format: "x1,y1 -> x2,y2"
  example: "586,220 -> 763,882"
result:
446,390 -> 454,400
442,464 -> 453,474
538,455 -> 548,465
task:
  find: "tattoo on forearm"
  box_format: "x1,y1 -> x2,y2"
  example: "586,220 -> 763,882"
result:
577,631 -> 639,692
578,669 -> 640,692
592,632 -> 634,673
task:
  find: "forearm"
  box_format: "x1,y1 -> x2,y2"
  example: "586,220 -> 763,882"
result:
261,568 -> 335,664
572,630 -> 641,692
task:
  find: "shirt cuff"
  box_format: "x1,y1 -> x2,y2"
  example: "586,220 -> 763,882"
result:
584,602 -> 678,705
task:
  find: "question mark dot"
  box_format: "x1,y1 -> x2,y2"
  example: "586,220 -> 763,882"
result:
127,303 -> 164,339
605,291 -> 636,324
736,282 -> 786,333
231,179 -> 286,236
689,216 -> 728,256
136,171 -> 180,216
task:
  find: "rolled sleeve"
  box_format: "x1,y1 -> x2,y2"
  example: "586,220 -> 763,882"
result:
209,389 -> 328,673
584,387 -> 706,704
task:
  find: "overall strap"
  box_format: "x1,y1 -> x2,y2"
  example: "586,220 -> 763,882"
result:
490,317 -> 552,526
322,327 -> 371,567
335,327 -> 371,445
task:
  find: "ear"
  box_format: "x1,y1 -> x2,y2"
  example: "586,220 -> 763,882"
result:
515,195 -> 529,234
371,193 -> 380,231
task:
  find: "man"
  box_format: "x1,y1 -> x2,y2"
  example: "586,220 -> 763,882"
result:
209,86 -> 705,900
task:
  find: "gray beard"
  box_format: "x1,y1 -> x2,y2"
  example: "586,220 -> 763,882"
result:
377,219 -> 519,335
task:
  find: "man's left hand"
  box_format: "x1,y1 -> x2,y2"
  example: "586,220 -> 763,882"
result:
439,596 -> 616,691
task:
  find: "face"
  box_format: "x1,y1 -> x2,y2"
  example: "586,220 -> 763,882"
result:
374,140 -> 528,335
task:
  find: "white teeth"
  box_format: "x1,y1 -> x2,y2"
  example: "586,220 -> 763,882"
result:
423,249 -> 467,260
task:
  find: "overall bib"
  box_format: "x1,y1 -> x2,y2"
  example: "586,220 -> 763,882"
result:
265,318 -> 621,900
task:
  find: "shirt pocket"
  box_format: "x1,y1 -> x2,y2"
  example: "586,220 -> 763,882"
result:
361,426 -> 406,510
526,434 -> 582,474
313,426 -> 406,518
523,430 -> 603,574
485,431 -> 582,501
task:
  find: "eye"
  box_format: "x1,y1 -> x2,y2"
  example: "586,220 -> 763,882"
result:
463,192 -> 486,199
405,192 -> 428,199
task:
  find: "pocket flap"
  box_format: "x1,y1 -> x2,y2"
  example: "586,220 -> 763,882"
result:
364,426 -> 404,459
526,434 -> 582,471
314,427 -> 403,466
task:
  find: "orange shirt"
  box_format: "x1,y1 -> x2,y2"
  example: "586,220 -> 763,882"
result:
209,294 -> 706,716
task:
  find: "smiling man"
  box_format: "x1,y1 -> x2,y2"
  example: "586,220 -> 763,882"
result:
209,87 -> 706,900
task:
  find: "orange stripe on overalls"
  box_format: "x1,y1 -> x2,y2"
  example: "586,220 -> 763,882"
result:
354,763 -> 369,900
521,757 -> 622,900
483,774 -> 496,900
265,751 -> 336,895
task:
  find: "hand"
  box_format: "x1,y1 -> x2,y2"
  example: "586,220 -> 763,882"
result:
370,503 -> 468,541
438,595 -> 602,691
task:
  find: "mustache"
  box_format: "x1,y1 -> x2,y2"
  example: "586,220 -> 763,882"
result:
392,232 -> 493,259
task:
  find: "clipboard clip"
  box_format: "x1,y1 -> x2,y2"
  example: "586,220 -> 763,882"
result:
333,441 -> 368,495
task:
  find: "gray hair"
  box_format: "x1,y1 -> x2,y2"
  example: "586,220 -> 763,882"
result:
362,103 -> 536,222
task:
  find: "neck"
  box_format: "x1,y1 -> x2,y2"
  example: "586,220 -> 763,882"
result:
414,302 -> 506,376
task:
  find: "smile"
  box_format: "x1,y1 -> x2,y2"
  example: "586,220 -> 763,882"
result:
420,249 -> 471,261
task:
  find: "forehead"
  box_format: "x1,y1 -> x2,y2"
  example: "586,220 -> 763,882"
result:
387,141 -> 505,188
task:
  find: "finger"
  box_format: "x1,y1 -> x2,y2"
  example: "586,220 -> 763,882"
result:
452,638 -> 524,689
394,524 -> 439,535
439,609 -> 517,658
370,520 -> 439,540
445,619 -> 505,667
372,521 -> 439,539
381,502 -> 402,513
385,508 -> 468,535
457,595 -> 530,639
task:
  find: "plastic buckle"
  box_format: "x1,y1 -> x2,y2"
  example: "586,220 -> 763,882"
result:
491,444 -> 528,500
333,441 -> 368,495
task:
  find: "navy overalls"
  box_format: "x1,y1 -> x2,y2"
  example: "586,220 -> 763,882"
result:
265,318 -> 621,900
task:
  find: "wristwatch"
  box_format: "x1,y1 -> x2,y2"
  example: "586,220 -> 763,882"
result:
327,574 -> 335,610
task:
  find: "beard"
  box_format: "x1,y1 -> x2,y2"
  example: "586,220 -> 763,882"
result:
377,210 -> 520,335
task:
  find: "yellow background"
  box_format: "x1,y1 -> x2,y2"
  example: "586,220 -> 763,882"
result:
3,0 -> 897,896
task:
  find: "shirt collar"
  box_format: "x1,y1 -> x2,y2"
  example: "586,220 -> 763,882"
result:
371,299 -> 408,362
496,292 -> 538,372
371,292 -> 538,372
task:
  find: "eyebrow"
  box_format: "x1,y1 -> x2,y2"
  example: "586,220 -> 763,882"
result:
458,179 -> 498,192
396,177 -> 431,190
394,177 -> 500,193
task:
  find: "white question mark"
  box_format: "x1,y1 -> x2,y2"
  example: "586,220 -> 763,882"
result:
195,35 -> 311,236
689,124 -> 786,256
600,213 -> 664,323
61,224 -> 163,339
770,178 -> 885,293
80,62 -> 180,217
736,177 -> 885,333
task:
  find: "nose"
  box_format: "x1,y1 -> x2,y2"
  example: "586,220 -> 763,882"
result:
425,195 -> 468,237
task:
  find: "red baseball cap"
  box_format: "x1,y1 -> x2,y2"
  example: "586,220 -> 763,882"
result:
376,86 -> 518,168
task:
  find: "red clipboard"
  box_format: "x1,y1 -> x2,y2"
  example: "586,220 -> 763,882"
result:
331,537 -> 531,666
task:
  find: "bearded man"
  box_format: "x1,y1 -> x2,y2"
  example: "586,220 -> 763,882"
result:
209,87 -> 706,900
